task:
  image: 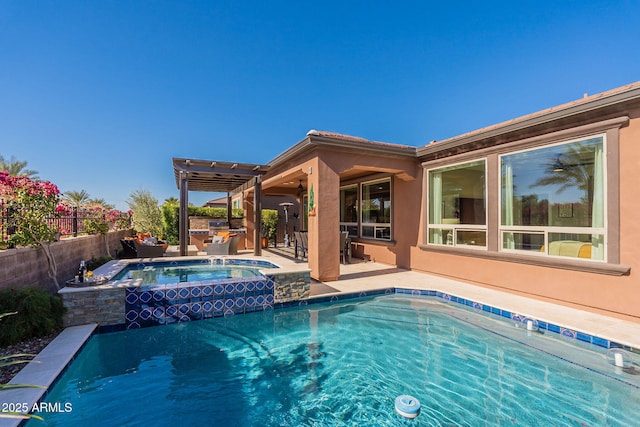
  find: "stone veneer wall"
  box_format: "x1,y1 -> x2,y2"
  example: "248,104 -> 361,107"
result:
60,287 -> 126,327
60,267 -> 311,329
0,230 -> 131,292
272,271 -> 310,303
189,216 -> 244,230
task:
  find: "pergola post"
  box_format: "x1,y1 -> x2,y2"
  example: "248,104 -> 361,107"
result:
179,170 -> 189,256
226,192 -> 232,226
253,176 -> 262,256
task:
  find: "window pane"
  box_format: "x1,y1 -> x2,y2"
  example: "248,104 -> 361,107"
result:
362,225 -> 375,238
340,186 -> 358,222
429,160 -> 485,225
362,180 -> 390,224
502,232 -> 544,252
501,137 -> 604,228
429,228 -> 454,245
456,230 -> 486,247
341,224 -> 358,236
547,233 -> 603,260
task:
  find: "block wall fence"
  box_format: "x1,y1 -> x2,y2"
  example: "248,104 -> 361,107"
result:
0,230 -> 131,293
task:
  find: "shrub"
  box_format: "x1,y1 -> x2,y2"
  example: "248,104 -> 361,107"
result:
162,204 -> 180,245
0,287 -> 65,346
261,209 -> 279,245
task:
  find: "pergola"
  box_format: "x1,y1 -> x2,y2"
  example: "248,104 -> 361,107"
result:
172,158 -> 270,256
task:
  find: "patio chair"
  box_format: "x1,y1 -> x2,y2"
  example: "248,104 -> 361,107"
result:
294,231 -> 308,259
340,231 -> 351,264
206,238 -> 232,255
228,234 -> 240,255
120,239 -> 165,258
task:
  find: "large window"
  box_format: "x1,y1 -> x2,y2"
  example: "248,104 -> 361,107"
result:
339,185 -> 358,237
361,179 -> 391,240
500,135 -> 605,261
340,178 -> 392,241
428,160 -> 486,248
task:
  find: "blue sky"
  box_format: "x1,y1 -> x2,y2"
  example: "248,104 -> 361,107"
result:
1,1 -> 639,210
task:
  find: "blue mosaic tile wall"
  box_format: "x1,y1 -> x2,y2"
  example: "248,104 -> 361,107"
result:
124,275 -> 275,329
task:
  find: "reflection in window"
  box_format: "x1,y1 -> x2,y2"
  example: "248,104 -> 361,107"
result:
340,185 -> 358,237
428,160 -> 486,247
501,136 -> 605,260
361,179 -> 391,240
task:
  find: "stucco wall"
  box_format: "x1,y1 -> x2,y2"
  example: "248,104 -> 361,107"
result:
0,230 -> 130,292
405,113 -> 640,323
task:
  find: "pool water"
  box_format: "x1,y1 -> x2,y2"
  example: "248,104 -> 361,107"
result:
111,263 -> 265,285
30,296 -> 640,426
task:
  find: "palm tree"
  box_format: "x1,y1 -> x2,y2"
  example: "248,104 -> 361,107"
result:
87,198 -> 114,210
163,197 -> 179,206
531,143 -> 594,195
63,190 -> 91,208
0,155 -> 39,179
530,141 -> 597,221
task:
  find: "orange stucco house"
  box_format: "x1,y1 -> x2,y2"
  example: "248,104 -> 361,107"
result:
180,82 -> 640,323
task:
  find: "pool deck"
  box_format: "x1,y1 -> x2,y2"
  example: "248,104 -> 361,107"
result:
2,249 -> 638,425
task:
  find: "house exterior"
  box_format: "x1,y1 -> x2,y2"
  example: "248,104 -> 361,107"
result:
229,82 -> 639,323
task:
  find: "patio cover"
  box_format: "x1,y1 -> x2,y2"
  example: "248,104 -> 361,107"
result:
172,158 -> 270,256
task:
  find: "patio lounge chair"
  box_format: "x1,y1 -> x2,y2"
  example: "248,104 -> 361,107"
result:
205,234 -> 240,255
294,231 -> 308,259
120,239 -> 165,258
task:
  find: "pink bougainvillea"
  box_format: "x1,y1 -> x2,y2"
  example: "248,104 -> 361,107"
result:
0,171 -> 63,288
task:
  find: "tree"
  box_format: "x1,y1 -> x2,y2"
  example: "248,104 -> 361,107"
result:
161,198 -> 179,245
62,190 -> 90,208
87,198 -> 114,210
0,155 -> 39,179
127,189 -> 162,238
530,141 -> 598,223
0,172 -> 63,289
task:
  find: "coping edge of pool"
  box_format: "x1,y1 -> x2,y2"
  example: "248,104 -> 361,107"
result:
0,324 -> 96,427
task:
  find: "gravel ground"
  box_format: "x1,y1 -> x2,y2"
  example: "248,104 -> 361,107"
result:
0,331 -> 61,384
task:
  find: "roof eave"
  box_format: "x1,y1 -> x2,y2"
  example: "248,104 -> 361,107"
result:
268,135 -> 417,169
417,85 -> 640,157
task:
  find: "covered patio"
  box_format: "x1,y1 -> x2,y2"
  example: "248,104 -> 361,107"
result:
173,131 -> 419,282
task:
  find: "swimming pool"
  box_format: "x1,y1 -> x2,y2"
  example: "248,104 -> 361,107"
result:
30,295 -> 640,426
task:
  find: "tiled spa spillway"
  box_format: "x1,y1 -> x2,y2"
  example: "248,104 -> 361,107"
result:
124,275 -> 275,329
59,258 -> 311,330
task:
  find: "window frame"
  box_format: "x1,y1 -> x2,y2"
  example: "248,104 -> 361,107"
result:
360,177 -> 393,241
426,158 -> 488,250
418,115 -> 628,275
498,134 -> 607,262
339,176 -> 394,242
339,184 -> 359,237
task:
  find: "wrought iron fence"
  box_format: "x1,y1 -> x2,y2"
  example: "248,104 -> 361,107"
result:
1,205 -> 130,243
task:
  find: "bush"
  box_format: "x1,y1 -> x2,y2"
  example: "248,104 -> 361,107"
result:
261,209 -> 279,245
0,287 -> 65,346
162,204 -> 180,245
